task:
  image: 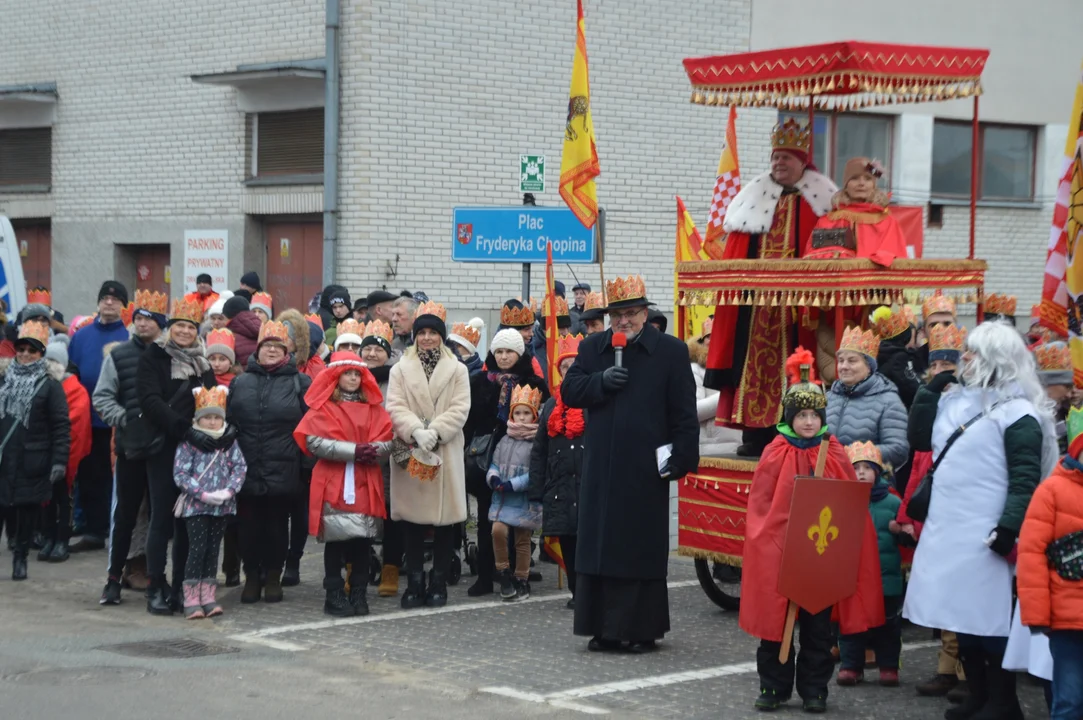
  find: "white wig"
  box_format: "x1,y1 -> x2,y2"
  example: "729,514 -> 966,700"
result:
962,320 -> 1059,476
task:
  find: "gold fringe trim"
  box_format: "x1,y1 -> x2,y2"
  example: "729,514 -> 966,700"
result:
680,496 -> 748,513
679,524 -> 745,541
697,456 -> 759,472
676,259 -> 987,274
677,546 -> 744,567
825,208 -> 889,224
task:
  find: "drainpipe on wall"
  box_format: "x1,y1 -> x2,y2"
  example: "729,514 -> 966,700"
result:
322,0 -> 341,287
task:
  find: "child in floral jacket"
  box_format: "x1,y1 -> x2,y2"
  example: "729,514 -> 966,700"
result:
173,385 -> 247,619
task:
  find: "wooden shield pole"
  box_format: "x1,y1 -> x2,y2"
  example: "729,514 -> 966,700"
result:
779,437 -> 831,663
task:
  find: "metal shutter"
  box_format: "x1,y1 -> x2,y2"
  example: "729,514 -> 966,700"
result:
0,127 -> 52,187
250,109 -> 324,177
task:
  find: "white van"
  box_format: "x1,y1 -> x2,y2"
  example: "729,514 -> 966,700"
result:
0,216 -> 28,317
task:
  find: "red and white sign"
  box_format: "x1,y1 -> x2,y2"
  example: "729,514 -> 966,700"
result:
183,230 -> 229,293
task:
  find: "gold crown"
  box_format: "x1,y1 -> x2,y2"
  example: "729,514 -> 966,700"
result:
771,118 -> 812,154
510,384 -> 543,414
170,297 -> 204,325
846,441 -> 883,468
449,322 -> 481,348
415,300 -> 447,322
605,275 -> 648,305
557,333 -> 584,360
258,320 -> 289,346
304,313 -> 323,330
839,326 -> 880,358
120,303 -> 135,327
584,291 -> 606,312
206,328 -> 235,350
17,322 -> 50,348
500,303 -> 535,327
194,386 -> 229,414
927,324 -> 966,354
336,318 -> 364,339
1035,341 -> 1071,372
870,306 -> 911,341
363,319 -> 394,344
251,292 -> 273,312
985,293 -> 1018,317
922,291 -> 956,321
134,289 -> 168,315
27,287 -> 51,306
543,294 -> 570,317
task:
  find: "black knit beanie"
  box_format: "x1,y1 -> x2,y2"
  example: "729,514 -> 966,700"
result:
413,313 -> 447,341
223,296 -> 250,320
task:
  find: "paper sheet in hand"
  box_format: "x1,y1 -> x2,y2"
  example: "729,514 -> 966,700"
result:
656,444 -> 673,477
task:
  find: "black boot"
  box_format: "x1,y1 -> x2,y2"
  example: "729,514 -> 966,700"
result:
145,576 -> 173,615
945,649 -> 988,720
36,538 -> 55,562
48,540 -> 70,563
12,549 -> 28,581
971,658 -> 1023,720
323,577 -> 354,617
348,570 -> 369,616
426,571 -> 448,608
282,556 -> 301,587
401,571 -> 426,609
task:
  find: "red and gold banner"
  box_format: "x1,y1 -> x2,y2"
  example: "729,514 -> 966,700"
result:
676,457 -> 756,566
559,0 -> 600,229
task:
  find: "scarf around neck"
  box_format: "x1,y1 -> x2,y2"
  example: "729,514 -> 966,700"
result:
487,371 -> 520,422
0,359 -> 47,428
506,421 -> 538,441
418,348 -> 441,380
547,387 -> 585,439
159,335 -> 210,380
192,420 -> 228,440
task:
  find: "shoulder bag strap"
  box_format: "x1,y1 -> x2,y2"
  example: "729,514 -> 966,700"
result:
928,400 -> 1003,476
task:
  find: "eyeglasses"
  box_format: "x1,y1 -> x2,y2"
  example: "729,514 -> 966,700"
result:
609,309 -> 644,322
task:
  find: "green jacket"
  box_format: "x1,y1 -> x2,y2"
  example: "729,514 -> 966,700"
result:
868,478 -> 904,596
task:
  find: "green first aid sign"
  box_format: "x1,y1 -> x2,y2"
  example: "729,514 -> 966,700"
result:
519,154 -> 545,193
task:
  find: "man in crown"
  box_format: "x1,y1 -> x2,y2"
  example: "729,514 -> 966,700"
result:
562,275 -> 699,652
704,119 -> 838,456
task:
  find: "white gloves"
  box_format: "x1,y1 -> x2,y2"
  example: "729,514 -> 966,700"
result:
200,489 -> 233,506
412,427 -> 439,451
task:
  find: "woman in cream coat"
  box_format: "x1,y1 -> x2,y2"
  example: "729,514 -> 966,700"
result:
386,301 -> 470,609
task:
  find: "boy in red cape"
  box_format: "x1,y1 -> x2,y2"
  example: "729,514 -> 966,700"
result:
741,348 -> 885,713
293,352 -> 393,617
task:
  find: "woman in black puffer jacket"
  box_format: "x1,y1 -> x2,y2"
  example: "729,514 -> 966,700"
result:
228,321 -> 311,604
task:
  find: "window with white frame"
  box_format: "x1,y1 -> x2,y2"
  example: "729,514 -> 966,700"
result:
778,112 -> 893,189
931,120 -> 1036,201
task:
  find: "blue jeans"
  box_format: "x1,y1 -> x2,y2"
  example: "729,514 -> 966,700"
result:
1049,630 -> 1083,720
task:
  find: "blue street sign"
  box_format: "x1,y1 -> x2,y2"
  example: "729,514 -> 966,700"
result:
452,206 -> 598,264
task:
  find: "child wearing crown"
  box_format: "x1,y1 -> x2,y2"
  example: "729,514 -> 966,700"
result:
487,383 -> 544,601
741,349 -> 884,713
172,386 -> 247,619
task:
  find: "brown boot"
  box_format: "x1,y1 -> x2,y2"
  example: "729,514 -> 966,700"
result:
377,564 -> 400,597
125,555 -> 150,591
264,570 -> 284,603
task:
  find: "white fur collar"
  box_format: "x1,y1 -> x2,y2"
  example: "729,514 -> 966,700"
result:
722,170 -> 837,235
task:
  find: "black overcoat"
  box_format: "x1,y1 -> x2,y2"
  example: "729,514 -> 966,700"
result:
0,370 -> 70,507
561,324 -> 698,580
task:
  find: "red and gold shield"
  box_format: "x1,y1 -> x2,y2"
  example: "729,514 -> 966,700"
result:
777,476 -> 872,614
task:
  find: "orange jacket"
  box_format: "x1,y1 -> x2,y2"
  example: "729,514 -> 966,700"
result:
1018,459 -> 1083,630
184,290 -> 220,313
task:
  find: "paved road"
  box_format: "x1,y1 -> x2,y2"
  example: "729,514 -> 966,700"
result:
0,544 -> 1050,720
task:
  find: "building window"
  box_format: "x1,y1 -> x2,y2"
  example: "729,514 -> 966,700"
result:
0,127 -> 51,191
778,112 -> 893,189
931,121 -> 1036,201
245,108 -> 324,183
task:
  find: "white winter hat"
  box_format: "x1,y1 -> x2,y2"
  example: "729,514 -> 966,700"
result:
447,317 -> 485,356
334,329 -> 364,350
207,290 -> 234,319
490,328 -> 524,356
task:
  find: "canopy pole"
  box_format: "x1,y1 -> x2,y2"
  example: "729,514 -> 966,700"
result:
969,96 -> 979,260
807,103 -> 815,161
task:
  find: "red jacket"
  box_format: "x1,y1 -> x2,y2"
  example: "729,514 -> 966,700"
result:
298,354 -> 326,382
1018,459 -> 1083,631
62,375 -> 92,489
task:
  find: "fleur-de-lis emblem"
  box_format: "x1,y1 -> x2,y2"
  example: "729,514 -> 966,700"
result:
807,506 -> 839,555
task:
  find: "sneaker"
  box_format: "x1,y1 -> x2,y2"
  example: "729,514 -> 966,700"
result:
836,669 -> 864,686
878,668 -> 900,687
100,578 -> 122,605
754,689 -> 788,712
802,696 -> 827,714
915,673 -> 959,697
515,578 -> 531,600
498,570 -> 517,601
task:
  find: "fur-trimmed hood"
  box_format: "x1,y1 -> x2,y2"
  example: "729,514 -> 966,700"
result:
687,335 -> 709,368
722,169 -> 837,235
277,309 -> 312,365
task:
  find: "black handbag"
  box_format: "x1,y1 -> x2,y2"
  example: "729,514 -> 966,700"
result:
1046,530 -> 1083,581
466,433 -> 493,474
906,402 -> 1001,523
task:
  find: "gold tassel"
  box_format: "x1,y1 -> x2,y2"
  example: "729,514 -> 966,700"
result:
826,76 -> 836,92
714,481 -> 720,490
812,80 -> 822,95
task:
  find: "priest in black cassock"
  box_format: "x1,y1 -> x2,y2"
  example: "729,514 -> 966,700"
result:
561,275 -> 699,653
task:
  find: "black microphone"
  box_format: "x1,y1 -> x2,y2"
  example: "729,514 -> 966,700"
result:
612,332 -> 627,369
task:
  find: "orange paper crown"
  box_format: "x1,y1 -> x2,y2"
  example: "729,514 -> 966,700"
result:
605,275 -> 648,305
134,289 -> 168,315
206,327 -> 236,351
845,440 -> 883,468
304,313 -> 323,330
510,384 -> 543,415
922,291 -> 956,321
194,386 -> 229,414
927,324 -> 966,355
449,321 -> 481,348
870,306 -> 910,341
1035,341 -> 1071,372
336,318 -> 363,339
170,297 -> 204,325
120,303 -> 135,327
27,287 -> 51,306
258,320 -> 289,346
839,325 -> 880,358
985,293 -> 1018,317
584,291 -> 606,312
17,322 -> 50,348
557,333 -> 584,363
771,118 -> 812,154
363,319 -> 394,344
415,300 -> 447,322
543,294 -> 570,318
407,455 -> 441,482
500,303 -> 535,328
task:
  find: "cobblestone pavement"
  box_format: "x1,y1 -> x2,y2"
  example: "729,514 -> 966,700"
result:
0,542 -> 1050,720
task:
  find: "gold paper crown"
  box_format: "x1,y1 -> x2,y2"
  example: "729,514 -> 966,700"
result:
783,357 -> 827,411
771,118 -> 812,154
194,386 -> 229,414
922,291 -> 956,321
839,326 -> 880,358
134,289 -> 168,315
870,306 -> 911,341
543,294 -> 570,317
902,305 -> 917,328
407,454 -> 440,482
557,333 -> 583,360
985,293 -> 1018,317
415,300 -> 447,322
500,303 -> 535,327
206,327 -> 236,350
845,441 -> 883,468
1035,341 -> 1071,372
27,287 -> 51,306
363,319 -> 394,344
170,297 -> 204,325
927,324 -> 966,354
510,384 -> 543,414
449,321 -> 481,348
605,275 -> 648,305
584,291 -> 606,312
120,303 -> 135,327
336,318 -> 363,339
17,322 -> 50,348
258,320 -> 289,346
304,313 -> 323,330
251,292 -> 273,311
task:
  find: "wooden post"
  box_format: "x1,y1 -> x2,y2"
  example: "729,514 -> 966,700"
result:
779,438 -> 831,663
558,566 -> 564,590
